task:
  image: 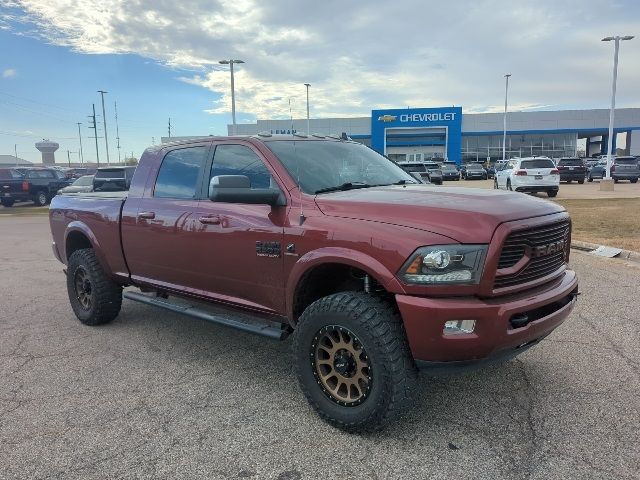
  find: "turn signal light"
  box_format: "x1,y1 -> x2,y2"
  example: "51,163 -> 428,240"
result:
550,169 -> 559,175
515,170 -> 528,176
21,181 -> 29,191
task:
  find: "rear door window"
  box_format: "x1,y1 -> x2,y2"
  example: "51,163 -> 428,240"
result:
154,146 -> 207,199
520,159 -> 555,169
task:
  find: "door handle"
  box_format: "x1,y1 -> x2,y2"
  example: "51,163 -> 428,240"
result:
138,211 -> 155,220
199,215 -> 221,225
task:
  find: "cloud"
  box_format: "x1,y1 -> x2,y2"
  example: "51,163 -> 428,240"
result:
3,0 -> 640,120
2,68 -> 17,78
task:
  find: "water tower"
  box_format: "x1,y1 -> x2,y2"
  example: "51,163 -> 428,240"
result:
35,139 -> 59,165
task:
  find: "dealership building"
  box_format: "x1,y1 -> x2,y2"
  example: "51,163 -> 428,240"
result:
230,107 -> 640,164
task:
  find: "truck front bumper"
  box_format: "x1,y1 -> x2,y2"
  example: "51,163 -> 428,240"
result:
396,269 -> 578,366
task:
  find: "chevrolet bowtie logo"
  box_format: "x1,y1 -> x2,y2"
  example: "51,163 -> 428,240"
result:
377,115 -> 397,122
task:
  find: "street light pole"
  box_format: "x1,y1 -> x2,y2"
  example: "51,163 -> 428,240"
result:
14,144 -> 18,166
219,60 -> 244,135
304,83 -> 311,134
502,74 -> 511,163
97,90 -> 110,164
602,35 -> 634,179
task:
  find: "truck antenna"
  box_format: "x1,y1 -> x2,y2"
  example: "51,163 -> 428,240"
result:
290,98 -> 306,226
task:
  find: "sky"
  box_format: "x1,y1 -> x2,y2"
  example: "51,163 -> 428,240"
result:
0,0 -> 639,164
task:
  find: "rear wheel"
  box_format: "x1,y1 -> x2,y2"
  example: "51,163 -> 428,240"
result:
33,190 -> 48,207
67,248 -> 122,325
547,190 -> 558,198
578,179 -> 584,184
631,178 -> 638,184
614,178 -> 619,183
1,198 -> 14,207
293,292 -> 417,432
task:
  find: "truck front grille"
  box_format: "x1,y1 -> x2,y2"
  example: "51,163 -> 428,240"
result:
494,220 -> 570,290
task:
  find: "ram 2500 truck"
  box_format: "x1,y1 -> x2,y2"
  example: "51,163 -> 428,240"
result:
49,135 -> 578,431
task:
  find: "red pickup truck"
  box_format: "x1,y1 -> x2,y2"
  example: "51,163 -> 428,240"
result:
49,135 -> 578,431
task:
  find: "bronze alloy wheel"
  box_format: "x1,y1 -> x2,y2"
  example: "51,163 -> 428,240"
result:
74,266 -> 93,310
311,325 -> 372,406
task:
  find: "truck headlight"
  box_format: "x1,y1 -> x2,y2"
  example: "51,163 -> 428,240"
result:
399,245 -> 488,285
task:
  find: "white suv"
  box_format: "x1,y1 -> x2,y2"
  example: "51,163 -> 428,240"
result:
494,157 -> 560,197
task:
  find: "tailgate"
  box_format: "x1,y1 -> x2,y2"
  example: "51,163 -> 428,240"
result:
1,179 -> 27,196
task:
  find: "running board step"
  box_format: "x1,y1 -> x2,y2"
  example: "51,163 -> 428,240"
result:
123,291 -> 291,340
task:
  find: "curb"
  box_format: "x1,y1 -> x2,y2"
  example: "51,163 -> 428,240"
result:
571,240 -> 640,262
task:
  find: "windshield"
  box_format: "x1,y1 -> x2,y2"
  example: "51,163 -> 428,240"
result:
558,159 -> 583,166
73,175 -> 94,186
399,164 -> 426,172
441,165 -> 457,171
423,163 -> 440,169
520,159 -> 555,169
467,163 -> 483,170
95,169 -> 125,179
615,158 -> 638,165
266,141 -> 416,194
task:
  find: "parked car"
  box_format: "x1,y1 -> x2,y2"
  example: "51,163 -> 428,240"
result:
50,136 -> 578,431
556,158 -> 586,184
0,167 -> 71,207
440,161 -> 460,171
93,166 -> 136,192
462,162 -> 487,180
397,162 -> 431,183
611,156 -> 639,183
440,163 -> 460,181
587,160 -> 607,182
58,175 -> 95,194
494,156 -> 559,197
422,162 -> 443,185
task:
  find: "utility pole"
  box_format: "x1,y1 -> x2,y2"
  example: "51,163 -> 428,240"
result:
76,122 -> 84,164
168,117 -> 172,138
152,136 -> 155,145
114,101 -> 121,163
14,144 -> 18,166
67,150 -> 71,167
97,90 -> 110,164
88,103 -> 100,166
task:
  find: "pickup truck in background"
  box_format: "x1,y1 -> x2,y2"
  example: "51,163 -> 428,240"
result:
50,135 -> 578,431
1,167 -> 70,207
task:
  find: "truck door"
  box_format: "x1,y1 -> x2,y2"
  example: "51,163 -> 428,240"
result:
121,143 -> 212,291
193,142 -> 287,314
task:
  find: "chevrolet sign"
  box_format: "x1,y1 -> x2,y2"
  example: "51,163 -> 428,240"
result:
399,112 -> 456,122
377,115 -> 397,122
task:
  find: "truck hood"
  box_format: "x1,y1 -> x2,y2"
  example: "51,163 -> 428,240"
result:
314,185 -> 565,243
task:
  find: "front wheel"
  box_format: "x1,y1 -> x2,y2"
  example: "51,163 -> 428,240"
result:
67,248 -> 122,325
292,292 -> 417,432
578,179 -> 584,184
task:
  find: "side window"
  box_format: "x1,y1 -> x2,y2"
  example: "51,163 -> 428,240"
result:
210,145 -> 273,190
154,146 -> 207,199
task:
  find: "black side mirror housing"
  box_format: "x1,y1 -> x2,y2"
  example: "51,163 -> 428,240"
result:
209,175 -> 286,206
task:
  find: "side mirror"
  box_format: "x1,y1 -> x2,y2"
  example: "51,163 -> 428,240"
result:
209,175 -> 286,206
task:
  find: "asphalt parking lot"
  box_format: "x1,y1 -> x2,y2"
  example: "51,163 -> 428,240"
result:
1,216 -> 639,480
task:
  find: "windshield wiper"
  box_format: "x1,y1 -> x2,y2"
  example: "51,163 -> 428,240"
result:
314,182 -> 372,194
369,179 -> 418,187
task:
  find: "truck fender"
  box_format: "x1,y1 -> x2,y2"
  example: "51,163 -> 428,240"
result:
63,221 -> 113,277
285,247 -> 406,320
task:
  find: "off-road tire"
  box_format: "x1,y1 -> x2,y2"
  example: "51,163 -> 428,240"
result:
67,248 -> 122,326
1,198 -> 14,207
547,190 -> 558,198
33,190 -> 49,207
292,292 -> 417,432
